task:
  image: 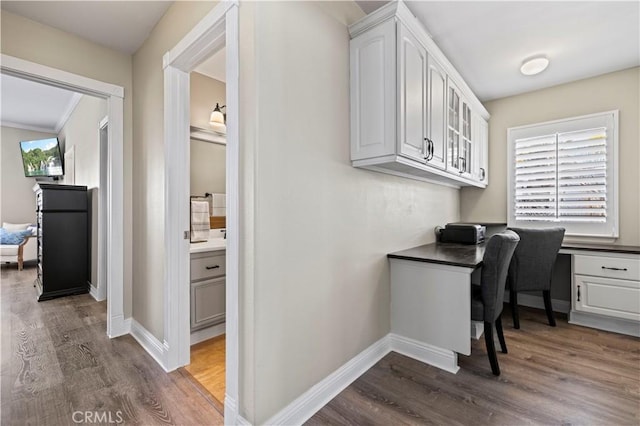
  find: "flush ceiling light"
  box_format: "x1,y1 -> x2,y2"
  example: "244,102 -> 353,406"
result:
520,55 -> 549,76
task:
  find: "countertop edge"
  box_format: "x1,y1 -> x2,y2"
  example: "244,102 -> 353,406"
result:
387,253 -> 481,269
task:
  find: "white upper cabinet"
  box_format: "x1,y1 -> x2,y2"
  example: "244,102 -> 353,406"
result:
350,19 -> 396,161
398,23 -> 428,163
349,1 -> 490,188
472,111 -> 489,184
426,57 -> 447,170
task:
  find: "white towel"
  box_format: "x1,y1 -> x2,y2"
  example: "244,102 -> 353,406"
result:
191,200 -> 210,242
212,193 -> 226,209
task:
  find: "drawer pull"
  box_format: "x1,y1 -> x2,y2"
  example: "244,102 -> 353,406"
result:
206,265 -> 220,270
601,266 -> 628,271
577,285 -> 580,302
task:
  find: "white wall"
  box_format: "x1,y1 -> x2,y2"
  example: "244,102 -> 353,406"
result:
58,95 -> 107,288
190,72 -> 226,197
0,126 -> 56,225
461,67 -> 640,246
1,10 -> 134,316
246,2 -> 460,422
132,0 -> 218,340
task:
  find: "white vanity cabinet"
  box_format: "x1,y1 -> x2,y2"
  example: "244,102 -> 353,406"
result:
349,1 -> 489,188
190,250 -> 226,331
568,251 -> 640,336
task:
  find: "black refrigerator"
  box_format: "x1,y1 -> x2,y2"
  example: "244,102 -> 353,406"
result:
34,183 -> 89,301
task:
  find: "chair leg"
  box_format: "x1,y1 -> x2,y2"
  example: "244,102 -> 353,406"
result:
495,314 -> 507,354
543,290 -> 556,327
484,322 -> 500,376
510,290 -> 520,329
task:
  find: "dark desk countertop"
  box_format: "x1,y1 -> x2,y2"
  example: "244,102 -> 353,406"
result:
560,243 -> 640,255
388,242 -> 485,268
388,240 -> 639,268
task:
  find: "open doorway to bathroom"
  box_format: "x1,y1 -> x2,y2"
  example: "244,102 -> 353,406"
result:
181,48 -> 229,411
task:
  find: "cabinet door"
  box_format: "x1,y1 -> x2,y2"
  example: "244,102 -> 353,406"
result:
575,274 -> 640,322
471,112 -> 488,183
397,23 -> 427,163
478,116 -> 488,184
446,80 -> 462,174
191,277 -> 226,331
426,56 -> 447,170
350,18 -> 396,161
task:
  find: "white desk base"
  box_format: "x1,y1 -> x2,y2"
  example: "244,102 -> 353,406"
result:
390,258 -> 477,373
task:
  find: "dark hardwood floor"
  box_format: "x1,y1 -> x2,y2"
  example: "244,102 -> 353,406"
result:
308,306 -> 640,425
1,264 -> 223,425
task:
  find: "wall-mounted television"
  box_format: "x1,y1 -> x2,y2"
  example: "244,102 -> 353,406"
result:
19,137 -> 64,177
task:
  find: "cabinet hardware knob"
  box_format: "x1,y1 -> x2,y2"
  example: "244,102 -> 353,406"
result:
480,168 -> 486,181
206,265 -> 220,270
601,266 -> 627,271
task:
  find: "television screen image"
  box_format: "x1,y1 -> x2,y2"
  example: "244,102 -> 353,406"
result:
20,138 -> 64,177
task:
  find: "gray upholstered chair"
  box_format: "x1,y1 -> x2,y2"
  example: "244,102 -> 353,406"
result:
507,227 -> 565,329
471,230 -> 520,376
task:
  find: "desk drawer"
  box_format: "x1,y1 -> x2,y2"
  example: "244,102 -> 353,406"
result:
574,254 -> 640,281
191,253 -> 226,281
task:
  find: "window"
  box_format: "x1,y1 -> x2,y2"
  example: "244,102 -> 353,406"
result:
507,111 -> 618,238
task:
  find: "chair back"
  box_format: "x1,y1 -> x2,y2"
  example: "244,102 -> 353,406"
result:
481,231 -> 520,322
507,227 -> 565,292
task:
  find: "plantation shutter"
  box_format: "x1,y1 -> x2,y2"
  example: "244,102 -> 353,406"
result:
557,127 -> 607,222
514,127 -> 608,223
514,133 -> 557,221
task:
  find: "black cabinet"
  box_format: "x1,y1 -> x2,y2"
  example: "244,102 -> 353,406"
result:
34,183 -> 89,301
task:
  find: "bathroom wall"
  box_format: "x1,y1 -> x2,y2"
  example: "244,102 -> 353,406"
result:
190,72 -> 226,200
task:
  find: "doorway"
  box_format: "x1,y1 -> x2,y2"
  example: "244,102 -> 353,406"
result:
0,54 -> 126,337
162,1 -> 240,422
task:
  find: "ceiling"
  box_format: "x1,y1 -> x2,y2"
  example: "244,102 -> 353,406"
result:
357,1 -> 640,101
194,48 -> 227,83
1,1 -> 637,102
0,1 -> 172,54
0,74 -> 83,133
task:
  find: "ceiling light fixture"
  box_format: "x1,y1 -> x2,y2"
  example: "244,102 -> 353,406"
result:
520,55 -> 549,76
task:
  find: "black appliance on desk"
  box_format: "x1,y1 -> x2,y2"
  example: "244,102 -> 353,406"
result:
439,223 -> 486,245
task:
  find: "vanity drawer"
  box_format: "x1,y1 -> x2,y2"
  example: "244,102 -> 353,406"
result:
574,254 -> 640,281
191,252 -> 226,281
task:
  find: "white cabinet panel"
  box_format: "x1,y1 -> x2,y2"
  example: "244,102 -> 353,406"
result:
350,18 -> 396,161
191,276 -> 226,330
398,23 -> 427,163
426,57 -> 447,170
575,274 -> 640,321
471,112 -> 488,183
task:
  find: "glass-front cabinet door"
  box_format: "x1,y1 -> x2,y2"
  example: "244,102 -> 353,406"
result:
447,80 -> 472,177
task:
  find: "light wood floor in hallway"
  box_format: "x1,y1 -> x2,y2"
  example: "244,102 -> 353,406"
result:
308,306 -> 640,425
0,264 -> 223,425
183,335 -> 226,411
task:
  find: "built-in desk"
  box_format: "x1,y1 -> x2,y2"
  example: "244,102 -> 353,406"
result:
388,240 -> 640,374
387,242 -> 486,373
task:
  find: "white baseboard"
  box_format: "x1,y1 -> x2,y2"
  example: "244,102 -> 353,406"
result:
264,335 -> 391,426
471,321 -> 484,340
569,310 -> 640,337
505,290 -> 570,314
388,333 -> 459,374
89,284 -> 106,302
264,330 -> 466,425
129,319 -> 169,372
224,396 -> 251,426
108,315 -> 130,338
191,322 -> 225,345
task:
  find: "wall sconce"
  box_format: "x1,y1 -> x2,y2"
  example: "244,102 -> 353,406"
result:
210,103 -> 226,124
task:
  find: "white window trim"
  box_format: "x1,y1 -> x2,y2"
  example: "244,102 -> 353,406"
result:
507,110 -> 619,240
